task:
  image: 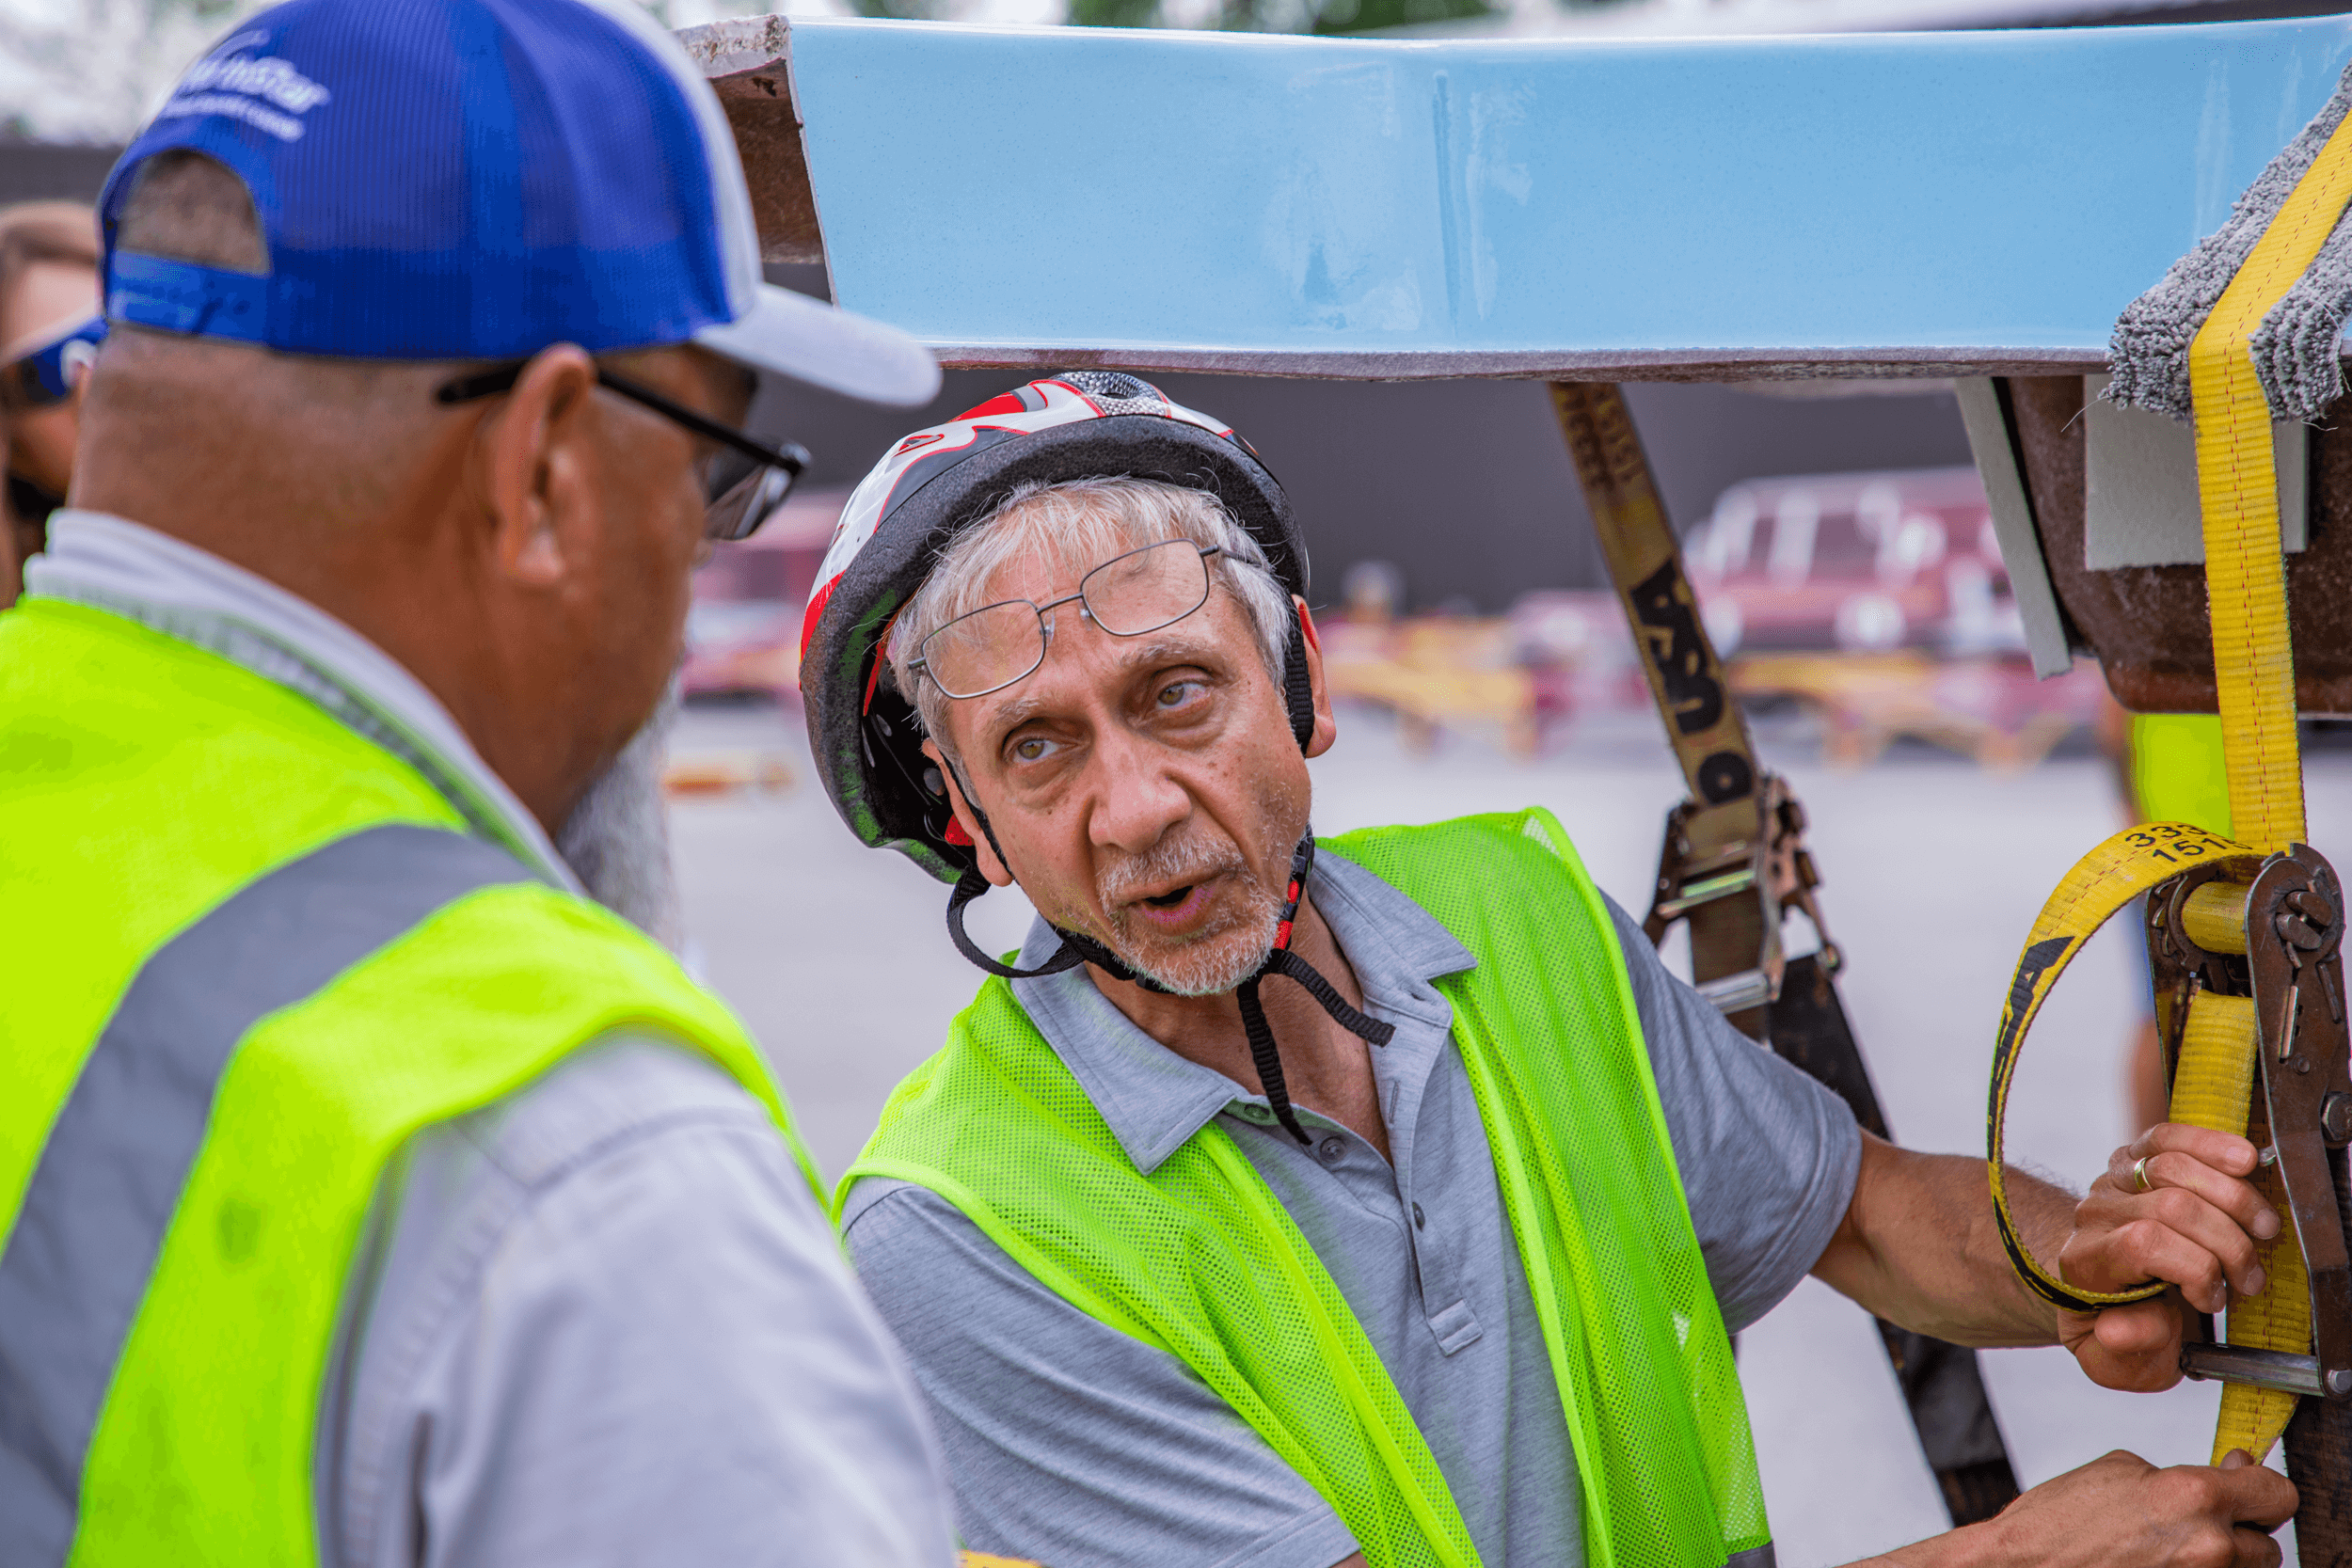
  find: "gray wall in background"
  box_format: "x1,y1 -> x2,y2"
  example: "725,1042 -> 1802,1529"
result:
0,144 -> 120,204
758,353 -> 1976,612
757,265 -> 1979,612
0,149 -> 1979,613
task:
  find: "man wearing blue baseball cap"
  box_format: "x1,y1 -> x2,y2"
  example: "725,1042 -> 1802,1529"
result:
0,3 -> 956,1565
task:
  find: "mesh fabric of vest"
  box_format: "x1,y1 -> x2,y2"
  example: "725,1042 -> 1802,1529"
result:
841,807 -> 1768,1568
1,599 -> 818,1565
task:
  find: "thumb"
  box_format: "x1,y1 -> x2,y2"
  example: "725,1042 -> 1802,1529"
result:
2219,1449 -> 2254,1470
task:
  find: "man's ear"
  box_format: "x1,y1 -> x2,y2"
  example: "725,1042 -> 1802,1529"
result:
1295,598 -> 1339,759
924,737 -> 1013,888
477,343 -> 599,588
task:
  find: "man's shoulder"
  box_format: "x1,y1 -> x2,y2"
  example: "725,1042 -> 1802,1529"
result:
440,1030 -> 777,1194
1324,807 -> 1569,868
860,977 -> 1098,1157
335,1032 -> 826,1463
328,1036 -> 946,1568
1318,808 -> 1613,976
839,1172 -> 974,1247
837,1174 -> 1064,1336
1323,807 -> 1597,913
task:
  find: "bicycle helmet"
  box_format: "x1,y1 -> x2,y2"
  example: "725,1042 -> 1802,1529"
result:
800,372 -> 1389,1144
801,371 -> 1311,884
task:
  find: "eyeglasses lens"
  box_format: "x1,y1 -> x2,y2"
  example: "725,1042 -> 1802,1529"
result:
706,455 -> 793,543
920,601 -> 1050,699
1080,539 -> 1213,635
918,541 -> 1218,700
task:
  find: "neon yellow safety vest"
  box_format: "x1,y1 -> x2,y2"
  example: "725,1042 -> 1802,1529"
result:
840,807 -> 1770,1568
2128,712 -> 2233,838
0,597 -> 818,1567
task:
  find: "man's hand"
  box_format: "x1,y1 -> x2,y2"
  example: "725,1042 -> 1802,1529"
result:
1867,1449 -> 2295,1568
2055,1125 -> 2280,1391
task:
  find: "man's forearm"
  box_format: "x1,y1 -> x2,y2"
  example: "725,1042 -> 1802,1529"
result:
1810,1133 -> 2068,1347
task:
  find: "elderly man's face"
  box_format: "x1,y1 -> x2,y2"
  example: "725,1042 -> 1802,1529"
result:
932,542 -> 1322,996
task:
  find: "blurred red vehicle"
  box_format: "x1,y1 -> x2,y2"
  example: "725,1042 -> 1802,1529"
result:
683,488 -> 847,698
1683,466 -> 2022,657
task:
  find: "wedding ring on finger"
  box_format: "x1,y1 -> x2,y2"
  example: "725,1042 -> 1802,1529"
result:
2133,1155 -> 2154,1194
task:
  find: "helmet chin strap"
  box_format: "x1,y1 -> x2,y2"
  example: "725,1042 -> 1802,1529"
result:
936,607 -> 1387,1145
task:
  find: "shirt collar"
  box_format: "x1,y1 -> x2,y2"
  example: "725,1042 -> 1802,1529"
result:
24,510 -> 580,891
1009,846 -> 1475,1175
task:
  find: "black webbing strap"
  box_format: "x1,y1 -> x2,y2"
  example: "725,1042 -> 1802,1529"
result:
1235,975 -> 1308,1144
1281,611 -> 1315,750
1261,948 -> 1392,1049
945,867 -> 1090,981
1549,381 -> 2022,1528
1234,837 -> 1395,1144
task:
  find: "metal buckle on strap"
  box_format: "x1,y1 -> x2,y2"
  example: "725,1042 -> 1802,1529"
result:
1652,865 -> 1756,922
1695,969 -> 1774,1016
1643,777 -> 1844,1022
2155,844 -> 2352,1402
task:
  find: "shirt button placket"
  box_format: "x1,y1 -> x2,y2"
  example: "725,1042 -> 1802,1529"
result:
1315,1135 -> 1344,1164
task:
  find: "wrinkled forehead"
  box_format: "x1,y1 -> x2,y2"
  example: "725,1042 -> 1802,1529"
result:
972,538 -> 1089,608
951,485 -> 1200,611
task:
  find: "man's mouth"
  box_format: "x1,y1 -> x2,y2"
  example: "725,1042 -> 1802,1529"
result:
1121,877 -> 1221,932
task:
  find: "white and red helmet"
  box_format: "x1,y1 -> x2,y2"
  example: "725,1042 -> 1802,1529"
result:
801,371 -> 1310,882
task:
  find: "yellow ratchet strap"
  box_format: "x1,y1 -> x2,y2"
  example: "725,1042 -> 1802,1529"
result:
960,1554 -> 1046,1567
1990,86 -> 2352,1465
2167,82 -> 2352,1466
1987,822 -> 2257,1311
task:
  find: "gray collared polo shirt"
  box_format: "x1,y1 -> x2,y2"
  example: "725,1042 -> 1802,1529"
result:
840,846 -> 1862,1568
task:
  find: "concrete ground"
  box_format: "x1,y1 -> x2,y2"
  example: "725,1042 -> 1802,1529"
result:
669,696 -> 2352,1566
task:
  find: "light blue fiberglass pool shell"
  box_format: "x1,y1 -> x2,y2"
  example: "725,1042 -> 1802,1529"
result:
773,14 -> 2352,379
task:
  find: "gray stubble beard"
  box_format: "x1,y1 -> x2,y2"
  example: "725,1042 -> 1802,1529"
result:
1084,779 -> 1306,998
555,678 -> 686,954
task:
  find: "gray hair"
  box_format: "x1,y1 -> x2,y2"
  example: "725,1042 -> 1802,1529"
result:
887,476 -> 1293,753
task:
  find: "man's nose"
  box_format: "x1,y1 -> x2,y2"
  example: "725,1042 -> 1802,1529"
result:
1086,725 -> 1189,857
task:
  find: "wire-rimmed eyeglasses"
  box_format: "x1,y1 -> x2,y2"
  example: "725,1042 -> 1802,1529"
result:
436,362 -> 811,542
910,539 -> 1227,700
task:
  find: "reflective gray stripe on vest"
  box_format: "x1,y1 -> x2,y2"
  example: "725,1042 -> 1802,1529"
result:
0,824 -> 535,1567
1726,1543 -> 1777,1568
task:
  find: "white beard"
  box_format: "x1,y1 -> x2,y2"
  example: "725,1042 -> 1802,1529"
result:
1086,805 -> 1292,997
1111,887 -> 1279,997
556,681 -> 684,954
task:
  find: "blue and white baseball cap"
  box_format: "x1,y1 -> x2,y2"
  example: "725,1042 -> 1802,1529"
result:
96,0 -> 939,407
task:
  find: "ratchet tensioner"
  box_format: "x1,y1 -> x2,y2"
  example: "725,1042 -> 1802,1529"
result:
2153,845 -> 2352,1399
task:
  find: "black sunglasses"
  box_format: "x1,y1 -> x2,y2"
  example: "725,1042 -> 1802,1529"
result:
436,362 -> 810,542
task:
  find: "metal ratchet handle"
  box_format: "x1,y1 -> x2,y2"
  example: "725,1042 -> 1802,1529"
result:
2250,847 -> 2352,1401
